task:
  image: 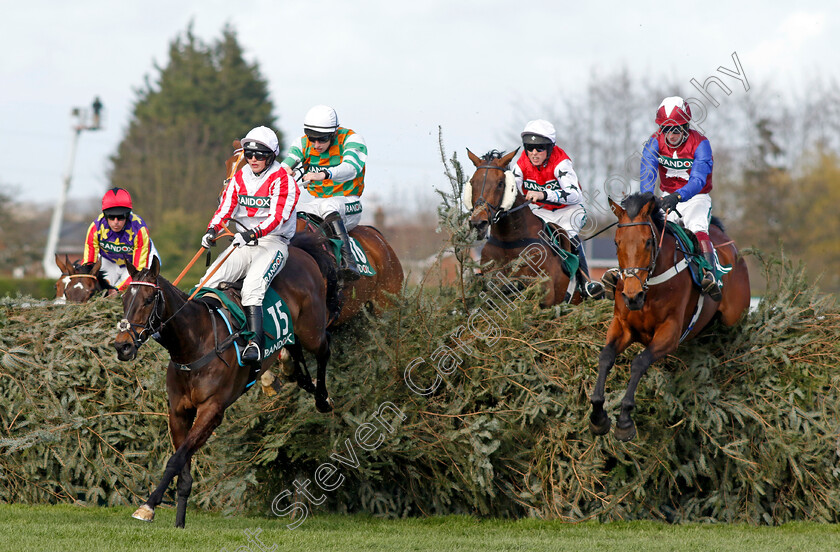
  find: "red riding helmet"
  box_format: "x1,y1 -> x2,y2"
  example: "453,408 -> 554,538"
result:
655,96 -> 692,127
102,187 -> 133,216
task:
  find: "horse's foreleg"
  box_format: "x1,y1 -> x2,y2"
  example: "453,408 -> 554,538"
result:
314,334 -> 333,413
590,321 -> 632,436
288,340 -> 315,394
614,325 -> 678,442
133,402 -> 224,527
174,460 -> 193,528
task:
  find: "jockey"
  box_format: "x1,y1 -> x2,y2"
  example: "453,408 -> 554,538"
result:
280,105 -> 366,282
511,119 -> 604,299
82,188 -> 160,295
199,126 -> 299,364
638,96 -> 721,301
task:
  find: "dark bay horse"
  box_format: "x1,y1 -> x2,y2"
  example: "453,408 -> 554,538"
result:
225,142 -> 404,326
589,193 -> 750,441
466,149 -> 581,306
112,233 -> 338,527
54,255 -> 112,303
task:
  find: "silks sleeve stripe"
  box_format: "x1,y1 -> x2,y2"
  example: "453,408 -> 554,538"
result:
132,227 -> 151,269
209,173 -> 240,231
82,221 -> 99,264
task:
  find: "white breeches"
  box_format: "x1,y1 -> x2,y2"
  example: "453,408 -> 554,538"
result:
198,235 -> 289,307
296,190 -> 362,231
529,203 -> 587,239
665,192 -> 712,234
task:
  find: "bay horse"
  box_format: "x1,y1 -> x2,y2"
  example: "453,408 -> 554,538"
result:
466,149 -> 581,306
225,142 -> 404,326
112,232 -> 338,528
589,192 -> 750,441
54,255 -> 113,303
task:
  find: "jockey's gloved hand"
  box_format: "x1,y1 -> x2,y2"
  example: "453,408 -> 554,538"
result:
232,230 -> 257,247
201,229 -> 217,248
660,193 -> 681,213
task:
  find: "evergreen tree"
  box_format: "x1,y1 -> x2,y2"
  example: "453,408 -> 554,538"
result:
108,24 -> 278,280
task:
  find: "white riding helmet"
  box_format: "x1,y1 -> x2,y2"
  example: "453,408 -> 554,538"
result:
241,126 -> 280,155
521,119 -> 556,146
303,105 -> 339,137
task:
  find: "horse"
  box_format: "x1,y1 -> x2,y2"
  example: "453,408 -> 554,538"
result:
225,141 -> 404,326
465,149 -> 581,306
54,255 -> 113,303
589,192 -> 751,441
111,232 -> 338,528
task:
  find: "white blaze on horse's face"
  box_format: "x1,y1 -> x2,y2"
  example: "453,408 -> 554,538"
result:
73,282 -> 84,290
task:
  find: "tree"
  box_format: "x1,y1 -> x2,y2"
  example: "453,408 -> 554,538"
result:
109,24 -> 278,281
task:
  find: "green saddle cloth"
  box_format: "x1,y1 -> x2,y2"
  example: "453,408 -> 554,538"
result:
542,223 -> 580,277
666,222 -> 731,281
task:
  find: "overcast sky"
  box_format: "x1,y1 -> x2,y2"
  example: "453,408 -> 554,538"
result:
0,1 -> 834,213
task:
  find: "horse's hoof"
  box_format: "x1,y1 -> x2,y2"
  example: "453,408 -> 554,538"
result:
614,421 -> 637,442
316,396 -> 334,413
589,414 -> 611,436
260,370 -> 282,396
132,504 -> 155,522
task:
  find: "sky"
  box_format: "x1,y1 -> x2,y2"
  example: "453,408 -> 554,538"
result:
0,1 -> 835,216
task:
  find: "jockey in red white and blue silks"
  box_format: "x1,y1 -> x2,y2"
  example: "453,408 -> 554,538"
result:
83,188 -> 160,292
198,126 -> 298,363
640,96 -> 721,300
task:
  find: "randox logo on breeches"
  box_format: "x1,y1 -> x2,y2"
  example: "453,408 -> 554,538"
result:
262,251 -> 286,285
658,156 -> 693,170
239,195 -> 271,208
345,201 -> 362,215
100,241 -> 133,254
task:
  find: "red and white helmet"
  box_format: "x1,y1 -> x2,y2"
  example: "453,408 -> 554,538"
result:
655,96 -> 691,126
101,187 -> 132,216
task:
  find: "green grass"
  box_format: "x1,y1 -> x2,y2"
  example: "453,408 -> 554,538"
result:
0,505 -> 838,552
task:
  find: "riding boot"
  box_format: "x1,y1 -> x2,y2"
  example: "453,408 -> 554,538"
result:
601,268 -> 620,301
574,240 -> 604,300
242,305 -> 264,364
698,239 -> 723,302
323,212 -> 361,282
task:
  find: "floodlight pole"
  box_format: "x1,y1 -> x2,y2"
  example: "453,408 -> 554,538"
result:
42,98 -> 103,278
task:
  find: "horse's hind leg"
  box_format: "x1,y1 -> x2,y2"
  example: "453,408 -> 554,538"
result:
288,340 -> 316,394
313,334 -> 333,413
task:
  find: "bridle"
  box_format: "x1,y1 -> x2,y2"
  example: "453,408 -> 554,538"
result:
615,219 -> 662,292
59,272 -> 101,301
470,164 -> 528,224
116,281 -> 165,350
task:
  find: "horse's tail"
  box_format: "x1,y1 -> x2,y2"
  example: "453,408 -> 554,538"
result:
290,232 -> 341,321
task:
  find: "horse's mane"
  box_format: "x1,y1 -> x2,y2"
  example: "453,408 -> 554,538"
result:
621,192 -> 726,232
481,150 -> 508,163
621,192 -> 666,231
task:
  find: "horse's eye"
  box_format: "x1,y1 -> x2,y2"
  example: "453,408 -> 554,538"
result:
646,239 -> 654,249
144,295 -> 155,306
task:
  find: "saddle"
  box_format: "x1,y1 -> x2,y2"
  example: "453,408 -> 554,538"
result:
666,222 -> 730,287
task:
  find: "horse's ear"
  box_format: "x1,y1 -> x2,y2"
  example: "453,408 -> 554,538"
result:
466,149 -> 483,168
149,256 -> 160,278
55,254 -> 69,274
126,262 -> 138,277
232,139 -> 241,150
608,197 -> 625,219
639,195 -> 657,218
500,148 -> 519,167
91,257 -> 102,275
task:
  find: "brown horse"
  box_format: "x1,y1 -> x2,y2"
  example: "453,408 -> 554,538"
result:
466,149 -> 581,306
225,142 -> 404,326
112,233 -> 338,528
54,255 -> 112,303
589,192 -> 750,441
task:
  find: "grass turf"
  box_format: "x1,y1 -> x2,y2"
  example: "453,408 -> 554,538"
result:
0,504 -> 838,552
